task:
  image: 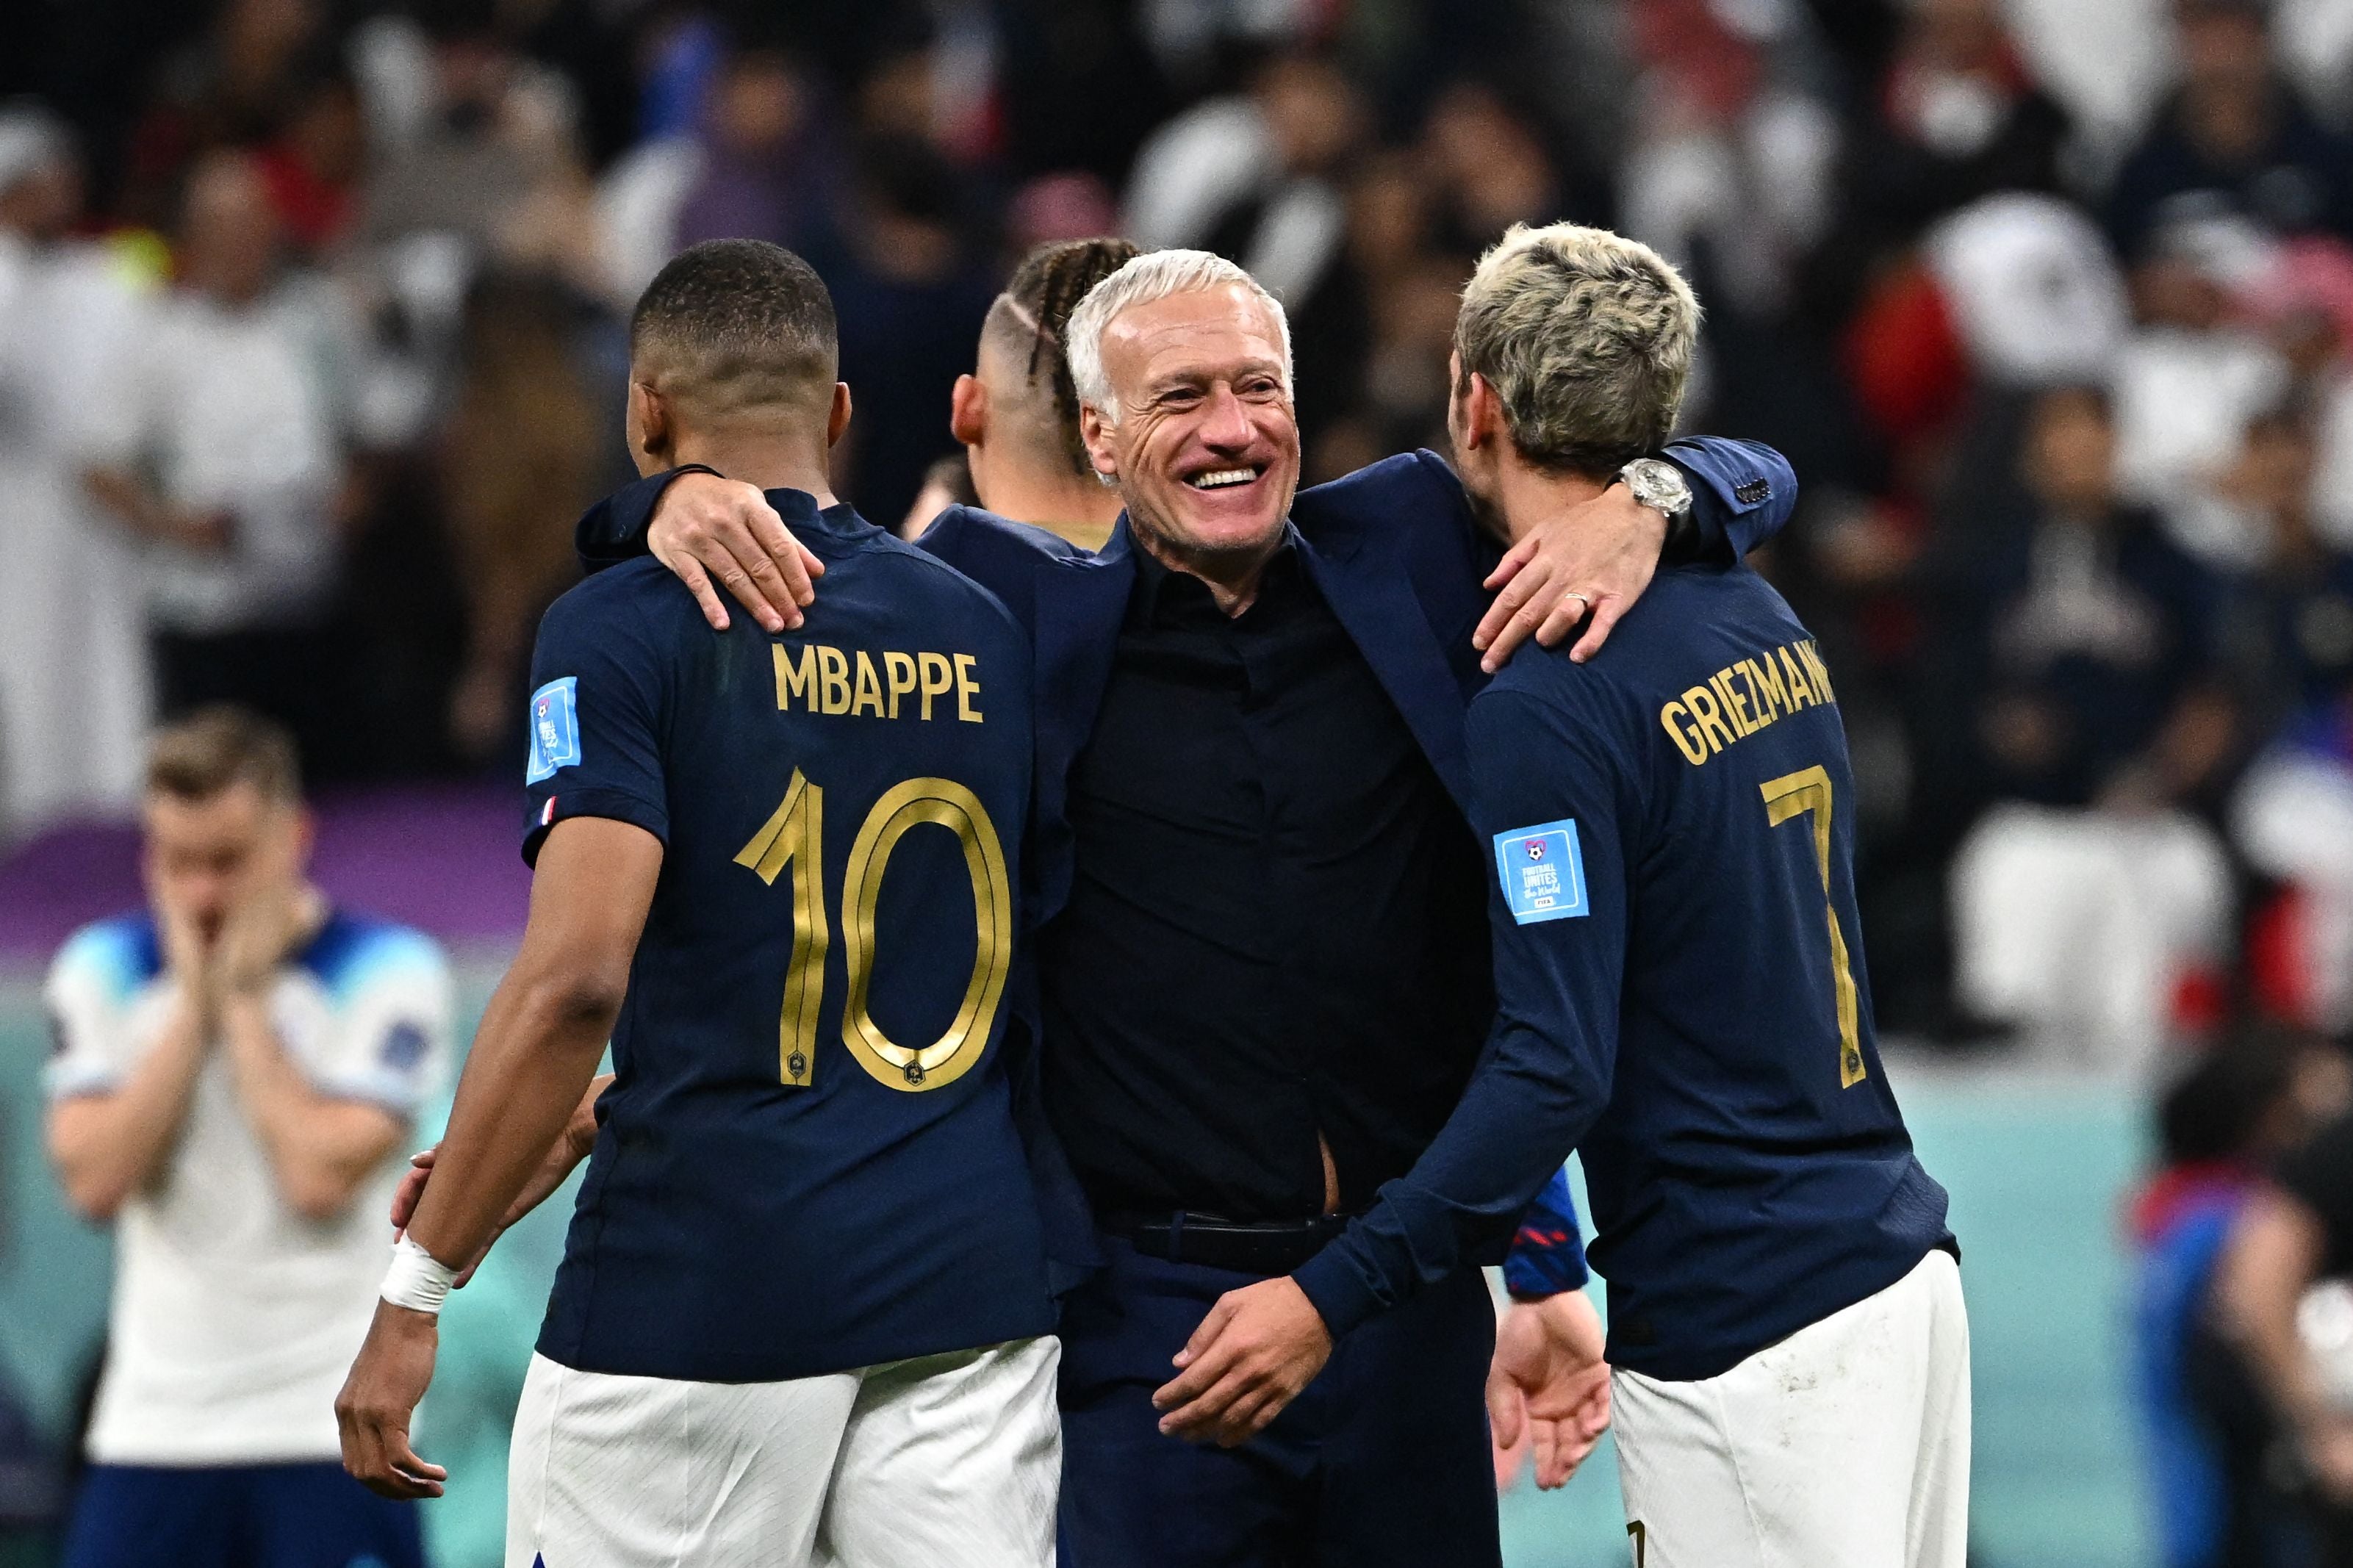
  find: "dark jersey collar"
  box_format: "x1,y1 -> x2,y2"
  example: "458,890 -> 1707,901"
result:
761,487 -> 874,548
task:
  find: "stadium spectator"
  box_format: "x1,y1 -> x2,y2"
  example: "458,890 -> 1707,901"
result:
2109,0 -> 2353,259
358,10 -> 582,261
2215,409 -> 2353,716
822,133 -> 996,531
44,708 -> 451,1568
437,267 -> 614,763
2217,1098 -> 2353,1562
2112,216 -> 2292,569
1840,0 -> 2072,254
2133,1026 -> 2350,1568
81,149 -> 351,766
114,0 -> 326,232
1189,53 -> 1373,448
0,110 -> 153,838
1947,385 -> 2238,1065
251,65 -> 366,257
2232,700 -> 2353,1032
674,47 -> 833,255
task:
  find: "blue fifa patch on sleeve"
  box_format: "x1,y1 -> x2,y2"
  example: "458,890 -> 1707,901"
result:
1493,819 -> 1589,924
526,677 -> 581,784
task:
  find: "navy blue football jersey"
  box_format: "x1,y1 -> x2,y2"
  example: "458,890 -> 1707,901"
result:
1296,556 -> 1950,1379
520,489 -> 1054,1382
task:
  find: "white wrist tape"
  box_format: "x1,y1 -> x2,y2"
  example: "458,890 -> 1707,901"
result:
381,1234 -> 459,1315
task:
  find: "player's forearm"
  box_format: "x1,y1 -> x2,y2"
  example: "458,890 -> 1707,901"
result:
47,990 -> 209,1220
400,966 -> 619,1270
220,993 -> 400,1220
1293,1047 -> 1606,1338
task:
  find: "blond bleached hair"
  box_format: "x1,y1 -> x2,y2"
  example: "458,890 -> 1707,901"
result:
1454,223 -> 1700,478
1064,248 -> 1292,425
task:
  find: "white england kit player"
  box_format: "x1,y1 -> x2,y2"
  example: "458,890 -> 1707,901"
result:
46,708 -> 452,1568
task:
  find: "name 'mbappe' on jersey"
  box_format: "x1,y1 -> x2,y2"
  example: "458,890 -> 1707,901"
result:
518,495 -> 1052,1385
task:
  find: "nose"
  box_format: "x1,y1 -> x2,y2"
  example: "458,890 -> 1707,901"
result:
1197,384 -> 1256,453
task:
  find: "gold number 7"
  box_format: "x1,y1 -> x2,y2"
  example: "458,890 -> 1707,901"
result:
1759,766 -> 1865,1088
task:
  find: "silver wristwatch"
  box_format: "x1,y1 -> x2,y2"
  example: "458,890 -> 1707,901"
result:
1616,457 -> 1693,525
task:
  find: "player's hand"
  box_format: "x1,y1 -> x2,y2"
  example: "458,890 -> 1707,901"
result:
215,858 -> 320,999
153,888 -> 217,1015
1152,1277 -> 1332,1447
648,471 -> 825,633
1473,481 -> 1667,672
1487,1290 -> 1612,1490
336,1300 -> 448,1500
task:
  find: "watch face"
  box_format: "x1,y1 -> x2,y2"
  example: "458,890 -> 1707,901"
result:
1626,460 -> 1689,513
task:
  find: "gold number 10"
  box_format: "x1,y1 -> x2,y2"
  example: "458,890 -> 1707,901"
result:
735,770 -> 1015,1093
1759,766 -> 1865,1088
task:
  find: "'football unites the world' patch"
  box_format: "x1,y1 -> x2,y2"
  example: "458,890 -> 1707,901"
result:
526,677 -> 582,783
1492,819 -> 1589,924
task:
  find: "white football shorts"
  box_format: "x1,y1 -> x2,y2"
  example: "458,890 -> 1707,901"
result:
505,1335 -> 1060,1568
1613,1248 -> 1971,1568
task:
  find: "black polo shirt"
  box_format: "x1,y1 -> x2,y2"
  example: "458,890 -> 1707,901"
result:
1037,533 -> 1492,1223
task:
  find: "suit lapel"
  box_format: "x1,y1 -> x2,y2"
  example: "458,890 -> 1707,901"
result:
1027,519 -> 1135,917
1298,527 -> 1477,812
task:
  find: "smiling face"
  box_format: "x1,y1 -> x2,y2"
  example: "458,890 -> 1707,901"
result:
1079,283 -> 1300,580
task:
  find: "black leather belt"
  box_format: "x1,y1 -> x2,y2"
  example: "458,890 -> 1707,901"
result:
1107,1211 -> 1353,1276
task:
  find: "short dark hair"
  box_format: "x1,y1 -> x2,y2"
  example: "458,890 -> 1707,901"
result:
988,237 -> 1140,477
146,706 -> 301,804
630,240 -> 838,419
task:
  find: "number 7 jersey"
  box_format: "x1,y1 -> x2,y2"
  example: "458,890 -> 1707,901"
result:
1469,557 -> 1952,1383
520,490 -> 1054,1383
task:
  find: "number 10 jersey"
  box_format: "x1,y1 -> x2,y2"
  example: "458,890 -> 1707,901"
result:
520,491 -> 1053,1383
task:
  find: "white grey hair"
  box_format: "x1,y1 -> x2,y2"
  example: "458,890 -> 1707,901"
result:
1063,248 -> 1293,425
1454,222 -> 1700,476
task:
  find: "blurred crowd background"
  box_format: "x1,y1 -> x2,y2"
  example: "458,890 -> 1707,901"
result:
9,0 -> 2353,1563
8,0 -> 2353,1055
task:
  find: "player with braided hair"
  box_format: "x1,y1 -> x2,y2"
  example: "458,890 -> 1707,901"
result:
938,237 -> 1140,550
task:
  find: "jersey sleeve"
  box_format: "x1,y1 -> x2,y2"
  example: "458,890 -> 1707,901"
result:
42,924 -> 147,1101
521,583 -> 672,866
306,929 -> 454,1117
1292,682 -> 1634,1337
1501,1165 -> 1590,1300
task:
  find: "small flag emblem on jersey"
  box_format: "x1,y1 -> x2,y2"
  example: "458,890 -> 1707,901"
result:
541,796 -> 557,827
1494,819 -> 1589,924
525,677 -> 581,783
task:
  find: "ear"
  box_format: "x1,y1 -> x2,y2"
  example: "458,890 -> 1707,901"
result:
627,379 -> 669,472
1461,368 -> 1504,452
949,373 -> 985,447
826,382 -> 852,449
1079,401 -> 1119,481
